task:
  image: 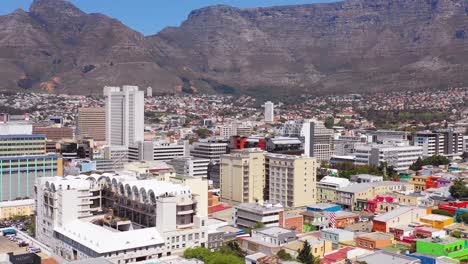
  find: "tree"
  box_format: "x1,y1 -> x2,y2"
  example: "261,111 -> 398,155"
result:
247,222 -> 265,235
194,128 -> 210,139
409,157 -> 424,171
297,240 -> 313,264
452,230 -> 461,238
449,178 -> 468,199
431,209 -> 454,217
410,155 -> 450,171
324,116 -> 335,129
183,247 -> 212,261
277,249 -> 293,261
456,212 -> 468,224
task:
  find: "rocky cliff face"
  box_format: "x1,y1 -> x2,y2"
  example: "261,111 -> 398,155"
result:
0,0 -> 467,95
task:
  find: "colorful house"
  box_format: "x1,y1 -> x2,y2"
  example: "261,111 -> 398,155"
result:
416,237 -> 468,262
438,201 -> 468,215
420,214 -> 454,229
410,175 -> 428,191
355,232 -> 394,251
413,226 -> 447,239
365,195 -> 398,214
306,203 -> 341,213
373,206 -> 428,233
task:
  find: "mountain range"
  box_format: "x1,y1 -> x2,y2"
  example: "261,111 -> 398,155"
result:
0,0 -> 467,97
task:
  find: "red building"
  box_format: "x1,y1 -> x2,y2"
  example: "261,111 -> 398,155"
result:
279,211 -> 303,234
365,195 -> 397,213
438,201 -> 468,215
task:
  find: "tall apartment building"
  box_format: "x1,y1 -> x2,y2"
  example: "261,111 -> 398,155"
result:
128,140 -> 188,162
264,101 -> 274,123
302,120 -> 334,161
168,157 -> 210,178
0,134 -> 46,157
414,129 -> 464,157
354,143 -> 423,171
77,107 -> 106,141
1,155 -> 63,201
220,149 -> 265,204
191,141 -> 229,162
265,154 -> 317,208
104,86 -> 144,147
35,174 -> 207,263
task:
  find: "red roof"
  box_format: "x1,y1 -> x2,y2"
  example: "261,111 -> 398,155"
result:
321,246 -> 354,264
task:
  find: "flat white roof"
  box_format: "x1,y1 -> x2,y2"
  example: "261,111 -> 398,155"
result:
54,220 -> 165,253
0,199 -> 34,207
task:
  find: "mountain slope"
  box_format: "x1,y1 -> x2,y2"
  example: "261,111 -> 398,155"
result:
152,0 -> 468,96
0,0 -> 467,96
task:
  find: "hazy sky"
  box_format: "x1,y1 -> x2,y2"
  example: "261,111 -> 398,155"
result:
0,0 -> 337,35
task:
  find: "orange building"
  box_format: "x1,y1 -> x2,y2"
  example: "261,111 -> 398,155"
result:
355,232 -> 393,251
279,211 -> 304,234
335,211 -> 359,228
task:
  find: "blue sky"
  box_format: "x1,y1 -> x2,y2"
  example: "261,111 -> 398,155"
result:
0,0 -> 337,35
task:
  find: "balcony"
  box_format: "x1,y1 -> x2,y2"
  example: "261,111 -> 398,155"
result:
177,209 -> 195,215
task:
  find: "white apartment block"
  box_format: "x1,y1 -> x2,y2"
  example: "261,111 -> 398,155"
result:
168,157 -> 210,178
35,174 -> 207,263
354,143 -> 423,171
414,129 -> 464,157
265,154 -> 317,208
234,203 -> 284,229
264,101 -> 274,123
191,141 -> 228,162
464,135 -> 468,153
128,140 -> 188,162
104,86 -> 144,147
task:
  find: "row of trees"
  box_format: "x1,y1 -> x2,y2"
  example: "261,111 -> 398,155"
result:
409,155 -> 450,171
183,241 -> 244,264
449,178 -> 468,199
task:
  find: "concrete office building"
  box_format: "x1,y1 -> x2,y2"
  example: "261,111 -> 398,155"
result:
464,135 -> 468,153
354,143 -> 423,172
0,199 -> 35,220
302,120 -> 334,161
234,203 -> 284,229
191,141 -> 229,162
128,140 -> 188,162
104,86 -> 144,147
264,101 -> 274,123
0,119 -> 32,135
414,129 -> 464,157
366,130 -> 408,143
334,135 -> 366,156
168,157 -> 209,178
220,149 -> 265,204
32,126 -> 74,141
0,155 -> 63,201
35,174 -> 208,263
146,87 -> 153,97
0,134 -> 46,157
77,107 -> 106,141
265,154 -> 317,208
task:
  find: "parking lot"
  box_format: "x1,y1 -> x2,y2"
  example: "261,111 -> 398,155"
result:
0,235 -> 48,259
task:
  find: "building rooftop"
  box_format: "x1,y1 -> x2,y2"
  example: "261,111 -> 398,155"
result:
319,176 -> 350,188
373,206 -> 422,222
54,220 -> 165,254
307,203 -> 339,210
236,203 -> 283,213
255,226 -> 293,236
321,228 -> 355,236
357,250 -> 420,264
418,237 -> 461,245
338,183 -> 374,193
0,199 -> 35,207
420,214 -> 452,221
357,232 -> 393,241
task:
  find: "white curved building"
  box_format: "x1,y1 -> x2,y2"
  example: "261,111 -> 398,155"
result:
35,174 -> 207,263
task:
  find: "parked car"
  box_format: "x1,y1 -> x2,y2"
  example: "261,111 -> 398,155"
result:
18,241 -> 29,247
27,247 -> 41,254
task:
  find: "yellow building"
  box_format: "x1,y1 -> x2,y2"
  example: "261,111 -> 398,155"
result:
410,175 -> 428,192
283,238 -> 333,258
220,149 -> 265,204
266,154 -> 317,208
0,199 -> 35,220
420,214 -> 454,229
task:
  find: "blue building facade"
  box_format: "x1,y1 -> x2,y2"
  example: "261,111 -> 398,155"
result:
0,155 -> 62,201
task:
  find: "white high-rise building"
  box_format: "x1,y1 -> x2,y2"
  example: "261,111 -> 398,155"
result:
104,86 -> 144,147
354,143 -> 423,171
302,120 -> 334,161
264,101 -> 274,123
146,86 -> 153,97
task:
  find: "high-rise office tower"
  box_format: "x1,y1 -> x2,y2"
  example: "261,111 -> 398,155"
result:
146,86 -> 153,97
302,120 -> 334,161
77,107 -> 106,141
264,101 -> 274,123
104,86 -> 144,147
